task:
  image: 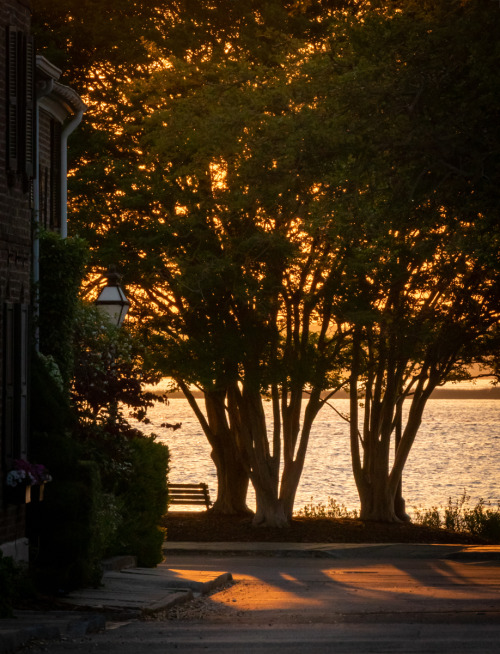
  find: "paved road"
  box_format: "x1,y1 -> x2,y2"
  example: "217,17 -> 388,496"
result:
25,553 -> 500,653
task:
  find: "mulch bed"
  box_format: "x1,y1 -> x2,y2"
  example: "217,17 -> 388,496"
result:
162,511 -> 491,545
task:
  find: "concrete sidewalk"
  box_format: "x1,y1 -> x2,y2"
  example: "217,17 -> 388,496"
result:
1,542 -> 499,653
60,563 -> 233,615
0,555 -> 232,653
162,541 -> 500,560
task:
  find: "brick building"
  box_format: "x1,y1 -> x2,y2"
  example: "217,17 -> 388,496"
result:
0,0 -> 85,561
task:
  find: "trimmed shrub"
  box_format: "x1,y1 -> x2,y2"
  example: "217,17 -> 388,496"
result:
29,459 -> 106,591
111,436 -> 170,567
38,231 -> 88,387
29,353 -> 106,591
30,350 -> 74,436
31,254 -> 170,588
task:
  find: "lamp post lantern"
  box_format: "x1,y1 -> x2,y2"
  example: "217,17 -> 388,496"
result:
95,267 -> 130,327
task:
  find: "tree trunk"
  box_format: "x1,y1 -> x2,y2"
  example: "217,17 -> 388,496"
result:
228,384 -> 292,527
210,444 -> 252,515
394,399 -> 411,522
252,484 -> 289,528
279,389 -> 321,521
179,382 -> 252,515
279,465 -> 300,522
352,356 -> 437,523
358,476 -> 399,522
355,431 -> 403,523
205,390 -> 253,515
394,487 -> 410,522
225,382 -> 321,527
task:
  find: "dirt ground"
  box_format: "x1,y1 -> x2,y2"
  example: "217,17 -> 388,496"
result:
162,511 -> 489,544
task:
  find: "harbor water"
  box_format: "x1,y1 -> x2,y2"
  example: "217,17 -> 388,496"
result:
133,395 -> 499,515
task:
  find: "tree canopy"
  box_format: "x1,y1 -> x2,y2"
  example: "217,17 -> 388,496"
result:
121,48 -> 354,524
303,2 -> 500,520
34,0 -> 500,523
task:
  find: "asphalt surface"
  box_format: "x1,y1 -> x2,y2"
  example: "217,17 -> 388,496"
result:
2,543 -> 500,653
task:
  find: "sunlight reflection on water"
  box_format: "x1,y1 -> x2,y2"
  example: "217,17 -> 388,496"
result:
131,398 -> 500,514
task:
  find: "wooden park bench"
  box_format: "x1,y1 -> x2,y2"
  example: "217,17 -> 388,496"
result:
167,483 -> 212,510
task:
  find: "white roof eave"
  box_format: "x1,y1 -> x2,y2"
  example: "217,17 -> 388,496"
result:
36,56 -> 87,123
36,55 -> 62,81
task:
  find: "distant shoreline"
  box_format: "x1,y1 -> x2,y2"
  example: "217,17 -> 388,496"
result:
154,388 -> 500,400
429,388 -> 500,400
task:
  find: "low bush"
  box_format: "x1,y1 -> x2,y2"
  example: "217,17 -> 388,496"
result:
29,459 -> 107,591
38,231 -> 88,386
29,292 -> 170,591
29,356 -> 111,591
111,436 -> 170,567
295,497 -> 359,519
413,492 -> 500,542
412,505 -> 441,530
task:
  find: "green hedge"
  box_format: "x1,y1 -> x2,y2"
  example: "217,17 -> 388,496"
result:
28,459 -> 105,591
30,355 -> 106,590
38,231 -> 88,387
30,238 -> 171,589
111,437 -> 169,567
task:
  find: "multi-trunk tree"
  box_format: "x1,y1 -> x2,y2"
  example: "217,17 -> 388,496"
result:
32,0 -> 346,522
124,51 -> 352,525
305,1 -> 500,521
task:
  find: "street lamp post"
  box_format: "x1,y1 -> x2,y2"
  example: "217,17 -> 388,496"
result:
95,267 -> 130,327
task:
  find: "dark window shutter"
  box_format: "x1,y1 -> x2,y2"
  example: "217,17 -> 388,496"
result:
6,26 -> 20,174
24,36 -> 36,181
6,27 -> 36,186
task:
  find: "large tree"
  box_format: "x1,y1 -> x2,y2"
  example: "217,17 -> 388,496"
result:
308,1 -> 500,521
124,50 -> 352,525
33,0 -> 361,523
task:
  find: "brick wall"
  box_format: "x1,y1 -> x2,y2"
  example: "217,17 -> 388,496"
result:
0,0 -> 32,547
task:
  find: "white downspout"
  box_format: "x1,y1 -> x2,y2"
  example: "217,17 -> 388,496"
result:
60,108 -> 84,239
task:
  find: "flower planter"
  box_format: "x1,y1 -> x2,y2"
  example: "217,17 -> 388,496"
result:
5,460 -> 52,504
5,484 -> 31,505
31,483 -> 46,502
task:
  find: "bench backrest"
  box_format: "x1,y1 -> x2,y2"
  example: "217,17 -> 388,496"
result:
167,482 -> 211,510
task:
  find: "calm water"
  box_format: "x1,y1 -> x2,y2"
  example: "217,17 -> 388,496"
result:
133,397 -> 500,514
